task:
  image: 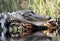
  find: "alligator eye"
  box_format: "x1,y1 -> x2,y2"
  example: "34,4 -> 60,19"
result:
0,23 -> 3,35
0,27 -> 2,33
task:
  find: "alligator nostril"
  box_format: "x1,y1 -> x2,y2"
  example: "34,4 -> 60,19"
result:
46,16 -> 51,20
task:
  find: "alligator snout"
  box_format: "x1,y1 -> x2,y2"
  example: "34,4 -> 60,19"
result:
23,10 -> 51,21
33,14 -> 51,21
45,16 -> 51,20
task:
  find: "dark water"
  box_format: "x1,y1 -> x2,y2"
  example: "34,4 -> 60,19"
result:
0,15 -> 9,41
1,31 -> 60,41
24,32 -> 52,41
10,32 -> 60,41
10,32 -> 52,41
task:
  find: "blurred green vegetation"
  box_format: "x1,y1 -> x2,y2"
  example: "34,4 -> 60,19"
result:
28,0 -> 60,18
0,0 -> 18,12
0,0 -> 60,18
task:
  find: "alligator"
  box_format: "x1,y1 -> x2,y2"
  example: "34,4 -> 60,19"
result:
0,10 -> 51,41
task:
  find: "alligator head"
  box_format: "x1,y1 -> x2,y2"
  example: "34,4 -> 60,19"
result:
0,10 -> 51,41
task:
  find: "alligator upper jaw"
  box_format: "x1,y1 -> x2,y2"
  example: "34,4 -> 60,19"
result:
32,14 -> 51,21
9,16 -> 50,26
8,10 -> 51,26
